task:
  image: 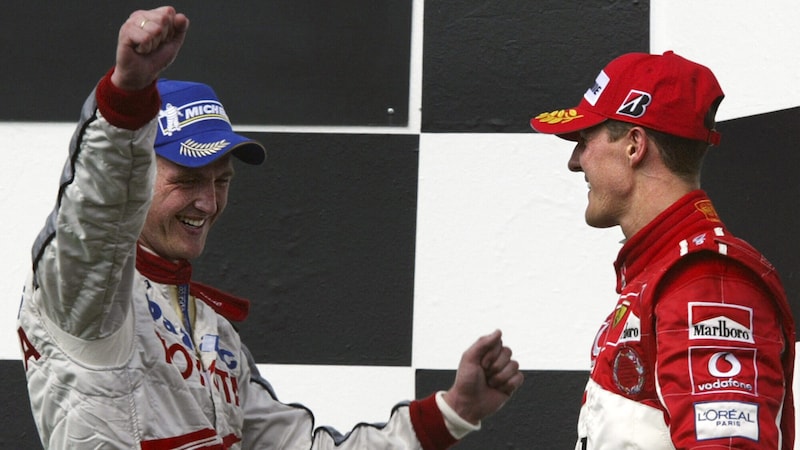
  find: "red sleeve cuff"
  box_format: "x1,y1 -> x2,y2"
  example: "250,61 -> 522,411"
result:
95,66 -> 160,130
409,394 -> 458,450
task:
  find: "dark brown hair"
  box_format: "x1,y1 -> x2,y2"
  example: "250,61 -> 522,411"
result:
604,120 -> 708,182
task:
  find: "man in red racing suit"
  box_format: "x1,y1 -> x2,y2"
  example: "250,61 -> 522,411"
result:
17,7 -> 523,449
579,190 -> 794,449
530,50 -> 794,449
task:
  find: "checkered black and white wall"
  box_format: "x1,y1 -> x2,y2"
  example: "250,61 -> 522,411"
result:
2,1 -> 799,447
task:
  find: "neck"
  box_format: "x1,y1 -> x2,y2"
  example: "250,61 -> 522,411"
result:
620,173 -> 698,239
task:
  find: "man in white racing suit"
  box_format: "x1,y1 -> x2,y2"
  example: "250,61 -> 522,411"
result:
17,7 -> 524,449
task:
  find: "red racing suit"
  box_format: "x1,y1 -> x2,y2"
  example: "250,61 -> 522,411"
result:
577,190 -> 795,449
16,72 -> 464,449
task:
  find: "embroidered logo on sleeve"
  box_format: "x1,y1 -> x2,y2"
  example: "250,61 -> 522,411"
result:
689,346 -> 757,396
688,302 -> 755,344
694,401 -> 759,441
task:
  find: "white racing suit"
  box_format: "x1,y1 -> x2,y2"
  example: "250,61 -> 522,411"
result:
17,72 -> 460,450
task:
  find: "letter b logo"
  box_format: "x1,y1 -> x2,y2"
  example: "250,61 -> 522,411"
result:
617,90 -> 651,118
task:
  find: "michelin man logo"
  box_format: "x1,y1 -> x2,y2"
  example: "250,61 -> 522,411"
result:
161,103 -> 183,136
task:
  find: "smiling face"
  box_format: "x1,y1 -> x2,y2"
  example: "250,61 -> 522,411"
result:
139,155 -> 235,261
567,124 -> 633,229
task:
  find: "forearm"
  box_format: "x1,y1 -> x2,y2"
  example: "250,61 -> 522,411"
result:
240,346 -> 457,450
34,72 -> 159,339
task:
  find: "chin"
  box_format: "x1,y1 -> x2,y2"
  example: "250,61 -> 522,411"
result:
175,242 -> 206,261
183,248 -> 205,261
584,213 -> 615,229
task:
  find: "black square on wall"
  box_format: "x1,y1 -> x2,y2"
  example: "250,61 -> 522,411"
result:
5,1 -> 412,126
194,132 -> 419,366
0,361 -> 40,448
422,0 -> 650,133
704,107 -> 800,331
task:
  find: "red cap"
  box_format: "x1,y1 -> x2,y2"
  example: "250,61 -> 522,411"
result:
530,51 -> 725,145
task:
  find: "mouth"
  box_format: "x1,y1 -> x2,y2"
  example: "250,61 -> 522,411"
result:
179,216 -> 206,228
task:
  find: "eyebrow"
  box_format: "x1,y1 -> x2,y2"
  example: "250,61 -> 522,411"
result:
579,124 -> 604,141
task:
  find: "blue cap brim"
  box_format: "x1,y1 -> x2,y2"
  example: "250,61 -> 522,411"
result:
155,129 -> 266,168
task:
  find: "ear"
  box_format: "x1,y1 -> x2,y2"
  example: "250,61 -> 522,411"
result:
625,126 -> 649,168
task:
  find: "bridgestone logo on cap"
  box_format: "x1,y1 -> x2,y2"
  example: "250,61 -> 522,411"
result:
617,90 -> 652,118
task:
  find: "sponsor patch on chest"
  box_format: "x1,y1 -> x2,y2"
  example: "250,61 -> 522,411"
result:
609,297 -> 642,346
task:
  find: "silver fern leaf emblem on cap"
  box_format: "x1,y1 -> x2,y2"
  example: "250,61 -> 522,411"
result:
180,139 -> 230,158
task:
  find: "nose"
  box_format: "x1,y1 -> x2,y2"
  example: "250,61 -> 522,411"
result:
194,182 -> 218,215
567,144 -> 583,172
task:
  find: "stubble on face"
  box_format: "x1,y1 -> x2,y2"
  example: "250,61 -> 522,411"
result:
576,126 -> 632,230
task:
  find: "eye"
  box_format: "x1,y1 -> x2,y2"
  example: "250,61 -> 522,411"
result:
578,126 -> 602,145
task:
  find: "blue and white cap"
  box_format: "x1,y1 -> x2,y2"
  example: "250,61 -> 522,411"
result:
154,79 -> 265,167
